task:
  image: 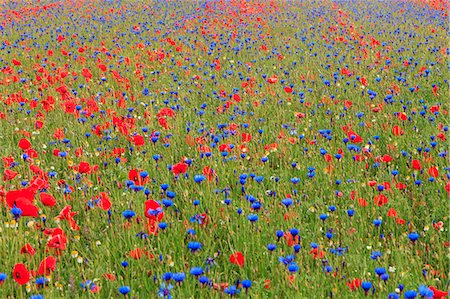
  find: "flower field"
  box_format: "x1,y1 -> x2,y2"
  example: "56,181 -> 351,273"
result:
0,0 -> 448,298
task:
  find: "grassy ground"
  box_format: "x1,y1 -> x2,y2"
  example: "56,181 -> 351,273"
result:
0,0 -> 448,298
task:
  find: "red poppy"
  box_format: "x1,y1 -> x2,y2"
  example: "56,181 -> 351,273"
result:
368,180 -> 377,187
18,138 -> 31,150
104,273 -> 116,281
98,192 -> 112,211
373,194 -> 388,206
40,193 -> 57,207
37,256 -> 57,275
392,125 -> 404,136
56,205 -> 79,231
229,252 -> 245,267
429,286 -> 448,298
12,263 -> 30,285
12,59 -> 22,66
157,107 -> 175,118
428,166 -> 438,178
284,231 -> 300,247
147,219 -> 158,236
309,247 -> 326,259
347,278 -> 362,291
172,162 -> 188,175
218,143 -> 232,152
382,154 -> 393,163
347,131 -> 363,143
396,218 -> 406,225
132,134 -> 145,146
6,189 -> 38,217
387,208 -> 398,218
128,248 -> 154,260
158,117 -> 168,129
46,228 -> 67,251
202,166 -> 215,181
144,200 -> 164,221
395,182 -> 407,190
358,198 -> 368,207
128,169 -> 149,186
267,76 -> 278,84
3,169 -> 18,181
412,159 -> 422,170
77,161 -> 91,174
284,86 -> 293,93
241,132 -> 252,143
81,68 -> 92,81
20,244 -> 36,256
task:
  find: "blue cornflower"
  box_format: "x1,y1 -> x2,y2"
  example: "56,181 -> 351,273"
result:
122,210 -> 136,220
288,262 -> 299,273
194,175 -> 205,183
276,230 -> 284,239
251,202 -> 262,211
330,246 -> 347,256
247,214 -> 258,222
198,276 -> 209,285
370,251 -> 383,260
404,290 -> 417,299
188,242 -> 202,252
320,214 -> 329,221
172,272 -> 185,283
162,272 -> 172,281
242,279 -> 252,289
224,285 -> 240,296
388,292 -> 400,299
374,267 -> 386,276
118,286 -> 131,295
418,285 -> 433,298
281,198 -> 293,208
190,267 -> 203,277
361,281 -> 372,294
279,255 -> 295,265
290,228 -> 299,237
267,244 -> 277,251
148,207 -> 163,217
158,283 -> 173,299
162,199 -> 173,207
408,232 -> 419,242
11,206 -> 22,219
35,276 -> 49,286
373,219 -> 382,227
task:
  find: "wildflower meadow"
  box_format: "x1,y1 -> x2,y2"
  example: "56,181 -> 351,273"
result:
0,0 -> 448,298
